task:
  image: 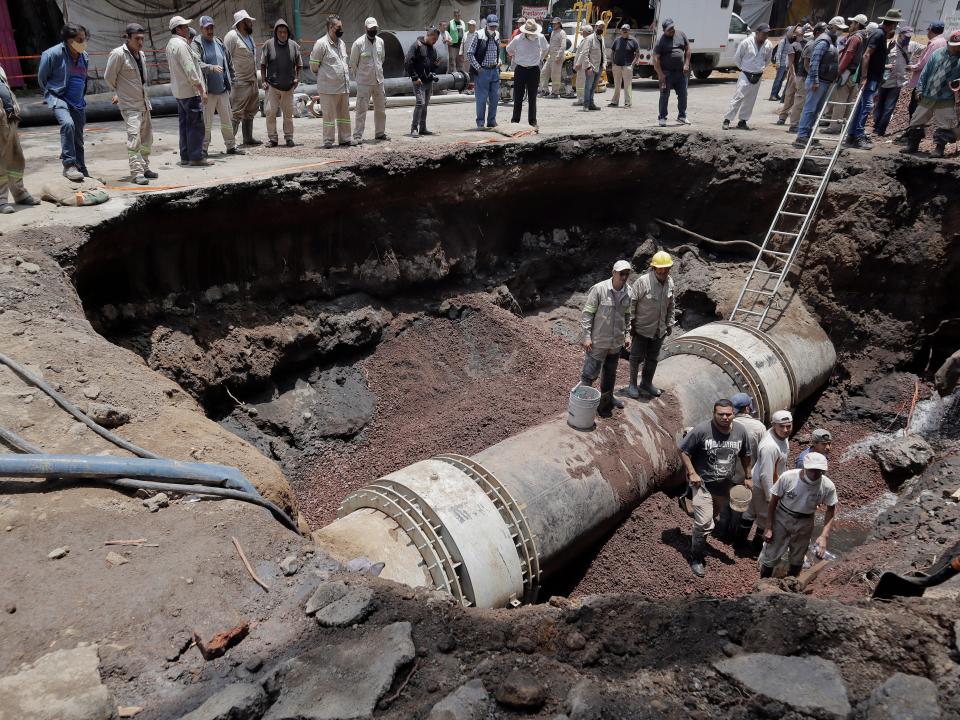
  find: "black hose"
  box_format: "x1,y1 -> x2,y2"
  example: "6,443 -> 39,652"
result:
0,351 -> 158,459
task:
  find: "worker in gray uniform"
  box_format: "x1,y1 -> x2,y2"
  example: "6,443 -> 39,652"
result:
0,66 -> 39,212
223,9 -> 261,146
760,452 -> 837,578
579,260 -> 634,418
625,251 -> 675,399
737,409 -> 792,545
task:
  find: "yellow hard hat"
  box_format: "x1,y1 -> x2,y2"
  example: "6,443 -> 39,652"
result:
650,251 -> 674,268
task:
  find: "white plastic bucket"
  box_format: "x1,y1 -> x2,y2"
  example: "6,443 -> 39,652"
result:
567,384 -> 601,430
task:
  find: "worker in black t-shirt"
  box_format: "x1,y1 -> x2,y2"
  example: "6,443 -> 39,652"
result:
652,18 -> 691,126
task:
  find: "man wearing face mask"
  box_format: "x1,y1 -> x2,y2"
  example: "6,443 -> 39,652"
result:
261,19 -> 303,147
224,10 -> 262,146
468,15 -> 502,128
311,15 -> 354,148
351,17 -> 389,143
579,20 -> 605,111
759,452 -> 837,578
105,23 -> 158,185
38,23 -> 91,181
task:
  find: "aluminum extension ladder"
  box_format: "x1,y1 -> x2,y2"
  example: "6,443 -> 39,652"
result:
729,83 -> 866,330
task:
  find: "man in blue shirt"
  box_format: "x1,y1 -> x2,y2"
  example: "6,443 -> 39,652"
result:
38,23 -> 90,181
795,428 -> 831,469
193,16 -> 243,157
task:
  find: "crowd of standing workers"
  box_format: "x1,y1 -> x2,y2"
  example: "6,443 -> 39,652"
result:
0,6 -> 957,208
579,254 -> 839,579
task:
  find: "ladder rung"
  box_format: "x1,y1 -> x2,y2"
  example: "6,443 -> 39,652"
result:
770,231 -> 800,237
787,192 -> 816,198
743,288 -> 776,296
827,100 -> 856,105
735,309 -> 765,317
754,269 -> 780,276
805,155 -> 833,160
778,211 -> 807,217
763,250 -> 791,256
796,173 -> 824,179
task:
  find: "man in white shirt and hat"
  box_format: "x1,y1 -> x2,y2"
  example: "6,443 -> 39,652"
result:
223,9 -> 261,146
351,17 -> 389,143
760,452 -> 838,578
506,18 -> 548,126
723,23 -> 773,130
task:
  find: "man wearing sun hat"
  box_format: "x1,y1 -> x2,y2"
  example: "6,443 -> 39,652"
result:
901,29 -> 960,158
506,18 -> 548,126
846,8 -> 902,150
579,260 -> 634,419
760,451 -> 838,578
224,9 -> 261,146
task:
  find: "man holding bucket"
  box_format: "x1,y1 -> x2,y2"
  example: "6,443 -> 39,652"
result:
578,260 -> 634,419
737,409 -> 793,548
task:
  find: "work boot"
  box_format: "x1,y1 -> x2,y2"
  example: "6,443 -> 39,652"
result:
900,131 -> 922,154
787,124 -> 798,132
776,117 -> 785,125
930,143 -> 946,159
722,119 -> 730,130
131,175 -> 148,185
639,380 -> 662,397
0,203 -> 13,214
625,360 -> 641,399
689,536 -> 706,577
226,146 -> 246,155
597,392 -> 614,418
736,120 -> 751,130
759,563 -> 774,578
15,194 -> 40,206
143,169 -> 158,179
788,564 -> 803,578
612,396 -> 625,409
241,119 -> 262,146
733,518 -> 753,545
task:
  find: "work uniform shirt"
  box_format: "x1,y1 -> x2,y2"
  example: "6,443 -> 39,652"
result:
579,278 -> 633,351
630,269 -> 675,339
506,33 -> 549,68
574,35 -> 592,69
350,35 -> 385,86
165,35 -> 203,99
733,414 -> 767,483
734,33 -> 773,73
753,429 -> 789,501
680,420 -> 751,494
546,28 -> 567,61
654,30 -> 688,71
104,44 -> 151,112
311,35 -> 351,94
223,28 -> 258,83
578,32 -> 603,71
772,469 -> 837,515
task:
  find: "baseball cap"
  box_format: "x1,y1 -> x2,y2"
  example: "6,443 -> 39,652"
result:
662,18 -> 675,30
811,428 -> 832,442
803,452 -> 828,471
200,16 -> 214,28
364,17 -> 378,29
486,14 -> 499,26
169,15 -> 191,31
899,26 -> 914,35
468,19 -> 477,26
613,260 -> 633,273
125,22 -> 146,35
621,24 -> 631,30
929,20 -> 945,32
950,30 -> 960,46
828,16 -> 848,30
771,410 -> 793,424
730,393 -> 753,411
848,13 -> 868,25
754,23 -> 770,32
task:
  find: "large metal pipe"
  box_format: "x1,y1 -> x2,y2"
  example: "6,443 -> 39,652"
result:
18,73 -> 468,127
314,318 -> 837,608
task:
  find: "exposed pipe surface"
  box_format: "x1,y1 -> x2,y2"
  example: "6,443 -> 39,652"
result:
314,318 -> 837,608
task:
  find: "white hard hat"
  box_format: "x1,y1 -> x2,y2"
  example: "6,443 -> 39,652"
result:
803,452 -> 828,472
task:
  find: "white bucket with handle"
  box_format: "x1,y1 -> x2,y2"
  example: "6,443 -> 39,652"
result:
567,384 -> 601,430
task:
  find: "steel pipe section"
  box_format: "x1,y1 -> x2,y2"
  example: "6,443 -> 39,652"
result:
316,320 -> 836,608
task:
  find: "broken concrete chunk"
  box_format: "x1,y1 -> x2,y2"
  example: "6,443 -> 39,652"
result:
142,493 -> 169,513
19,261 -> 40,274
82,384 -> 102,400
178,682 -> 268,720
305,581 -> 349,616
279,555 -> 301,576
48,546 -> 70,560
0,646 -> 112,720
312,583 -> 375,628
714,653 -> 850,719
345,556 -> 385,576
866,672 -> 941,720
87,402 -> 131,429
264,621 -> 414,720
495,673 -> 548,710
872,435 -> 934,487
428,679 -> 489,720
105,551 -> 129,567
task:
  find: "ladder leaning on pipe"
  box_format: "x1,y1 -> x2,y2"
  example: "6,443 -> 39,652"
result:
729,82 -> 866,330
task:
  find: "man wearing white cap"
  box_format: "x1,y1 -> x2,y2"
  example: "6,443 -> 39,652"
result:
737,409 -> 792,543
224,9 -> 261,146
166,16 -> 211,167
350,18 -> 389,143
760,452 -> 837,578
578,260 -> 634,418
822,14 -> 867,134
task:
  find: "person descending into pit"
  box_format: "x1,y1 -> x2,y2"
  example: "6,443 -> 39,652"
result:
680,399 -> 752,577
759,452 -> 837,578
795,427 -> 831,469
722,22 -> 773,130
579,260 -> 634,419
737,409 -> 792,548
405,28 -> 441,139
0,65 -> 40,212
105,23 -> 158,185
261,18 -> 303,148
901,30 -> 960,159
223,10 -> 261,147
351,17 -> 389,144
311,15 -> 354,148
625,251 -> 674,399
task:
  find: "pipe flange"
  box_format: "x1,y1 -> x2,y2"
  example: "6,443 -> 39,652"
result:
339,482 -> 470,605
660,335 -> 769,418
435,454 -> 542,604
716,321 -> 799,406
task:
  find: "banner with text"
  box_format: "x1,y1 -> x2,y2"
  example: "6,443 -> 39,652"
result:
521,6 -> 550,20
